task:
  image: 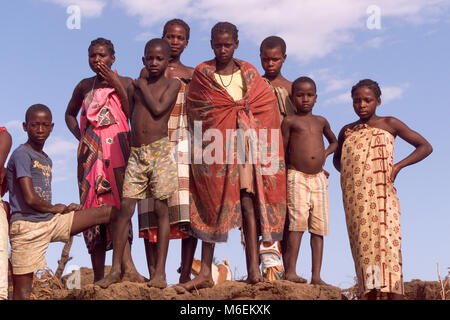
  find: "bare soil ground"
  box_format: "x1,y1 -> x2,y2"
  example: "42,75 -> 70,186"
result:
24,267 -> 448,300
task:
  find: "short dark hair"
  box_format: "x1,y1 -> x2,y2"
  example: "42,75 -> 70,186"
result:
260,36 -> 287,55
144,38 -> 171,57
25,104 -> 52,122
351,79 -> 381,99
211,22 -> 238,41
88,37 -> 115,56
163,19 -> 190,41
292,76 -> 317,93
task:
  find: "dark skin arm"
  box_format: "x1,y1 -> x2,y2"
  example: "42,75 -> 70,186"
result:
320,117 -> 338,177
18,177 -> 82,214
134,78 -> 180,117
127,84 -> 136,119
321,117 -> 338,158
65,80 -> 86,141
281,116 -> 292,161
0,130 -> 12,193
385,117 -> 433,182
333,123 -> 354,172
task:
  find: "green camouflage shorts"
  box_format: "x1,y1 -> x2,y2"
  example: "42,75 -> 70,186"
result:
123,137 -> 178,200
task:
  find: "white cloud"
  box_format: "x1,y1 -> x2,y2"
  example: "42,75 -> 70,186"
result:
43,0 -> 450,61
134,31 -> 156,42
381,83 -> 409,104
366,36 -> 385,48
45,136 -> 78,157
324,92 -> 352,106
112,0 -> 450,62
324,83 -> 409,106
44,136 -> 78,182
45,0 -> 106,18
309,69 -> 354,94
4,120 -> 23,131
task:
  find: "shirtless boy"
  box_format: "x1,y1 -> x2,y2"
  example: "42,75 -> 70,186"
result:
281,77 -> 338,284
260,36 -> 296,120
138,19 -> 198,284
97,39 -> 180,289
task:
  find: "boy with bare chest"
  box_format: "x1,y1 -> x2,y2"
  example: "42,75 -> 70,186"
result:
97,39 -> 180,289
281,77 -> 337,285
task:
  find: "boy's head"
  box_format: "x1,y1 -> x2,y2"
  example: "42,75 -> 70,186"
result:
351,79 -> 381,120
210,22 -> 239,65
88,37 -> 116,74
162,19 -> 191,58
142,38 -> 171,77
291,77 -> 317,113
23,104 -> 53,145
260,36 -> 287,78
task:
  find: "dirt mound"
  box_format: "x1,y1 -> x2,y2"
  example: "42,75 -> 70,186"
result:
404,279 -> 445,300
28,267 -> 446,300
43,279 -> 343,300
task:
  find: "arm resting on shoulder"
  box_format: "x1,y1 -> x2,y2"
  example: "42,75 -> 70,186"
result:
136,79 -> 180,117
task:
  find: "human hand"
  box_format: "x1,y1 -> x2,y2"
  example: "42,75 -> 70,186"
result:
139,67 -> 149,79
97,62 -> 120,88
133,77 -> 147,90
52,203 -> 68,214
64,203 -> 83,213
390,164 -> 401,183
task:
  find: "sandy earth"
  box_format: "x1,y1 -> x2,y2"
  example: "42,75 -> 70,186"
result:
24,267 -> 446,300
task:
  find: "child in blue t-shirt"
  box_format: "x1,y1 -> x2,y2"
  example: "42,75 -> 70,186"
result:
7,104 -> 116,300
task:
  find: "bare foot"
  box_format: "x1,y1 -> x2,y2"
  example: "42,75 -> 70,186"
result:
147,277 -> 167,289
246,273 -> 264,285
310,278 -> 328,285
283,273 -> 307,284
180,275 -> 214,291
95,269 -> 121,289
179,275 -> 191,284
121,270 -> 147,283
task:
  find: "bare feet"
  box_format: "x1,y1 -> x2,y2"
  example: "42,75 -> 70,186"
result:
246,272 -> 264,285
121,270 -> 147,283
310,277 -> 328,285
147,277 -> 167,289
283,273 -> 307,284
95,269 -> 121,289
179,275 -> 191,284
180,275 -> 214,291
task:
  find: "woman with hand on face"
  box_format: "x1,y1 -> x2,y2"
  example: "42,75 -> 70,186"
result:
65,38 -> 144,284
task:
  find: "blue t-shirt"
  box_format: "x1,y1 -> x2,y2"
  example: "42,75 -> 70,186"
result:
7,144 -> 54,223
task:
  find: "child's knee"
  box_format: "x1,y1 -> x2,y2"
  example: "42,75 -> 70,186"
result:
120,198 -> 136,218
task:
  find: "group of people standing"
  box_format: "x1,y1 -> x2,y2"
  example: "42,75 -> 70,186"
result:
0,18 -> 432,300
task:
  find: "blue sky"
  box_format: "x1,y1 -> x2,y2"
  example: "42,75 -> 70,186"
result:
1,0 -> 449,288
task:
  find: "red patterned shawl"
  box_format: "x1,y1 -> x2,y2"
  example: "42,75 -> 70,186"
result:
187,59 -> 286,243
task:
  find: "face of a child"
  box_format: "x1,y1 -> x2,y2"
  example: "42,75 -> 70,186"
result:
352,86 -> 380,120
142,45 -> 169,77
292,81 -> 317,114
23,111 -> 53,146
260,46 -> 286,78
211,32 -> 238,65
163,24 -> 188,59
89,45 -> 115,74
